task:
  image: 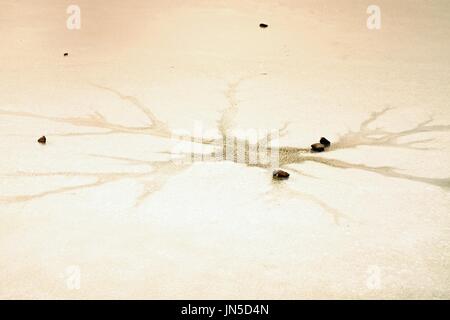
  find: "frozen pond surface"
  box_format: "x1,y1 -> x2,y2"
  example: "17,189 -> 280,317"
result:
0,0 -> 449,298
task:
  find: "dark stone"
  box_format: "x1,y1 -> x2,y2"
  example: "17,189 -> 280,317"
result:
259,23 -> 268,28
320,137 -> 331,147
37,136 -> 46,144
273,169 -> 289,180
64,53 -> 68,57
311,143 -> 325,152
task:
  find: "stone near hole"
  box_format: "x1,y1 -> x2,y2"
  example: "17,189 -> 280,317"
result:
311,143 -> 325,152
37,136 -> 46,144
273,169 -> 289,180
320,137 -> 331,147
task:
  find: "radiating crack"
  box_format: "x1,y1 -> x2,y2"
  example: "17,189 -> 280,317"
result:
1,79 -> 449,224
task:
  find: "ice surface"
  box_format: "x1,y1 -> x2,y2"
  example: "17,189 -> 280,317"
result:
0,0 -> 449,299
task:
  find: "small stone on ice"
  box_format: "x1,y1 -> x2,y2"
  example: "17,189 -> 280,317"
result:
64,53 -> 68,57
311,143 -> 325,152
259,23 -> 268,28
273,169 -> 289,180
37,136 -> 46,144
320,137 -> 331,147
